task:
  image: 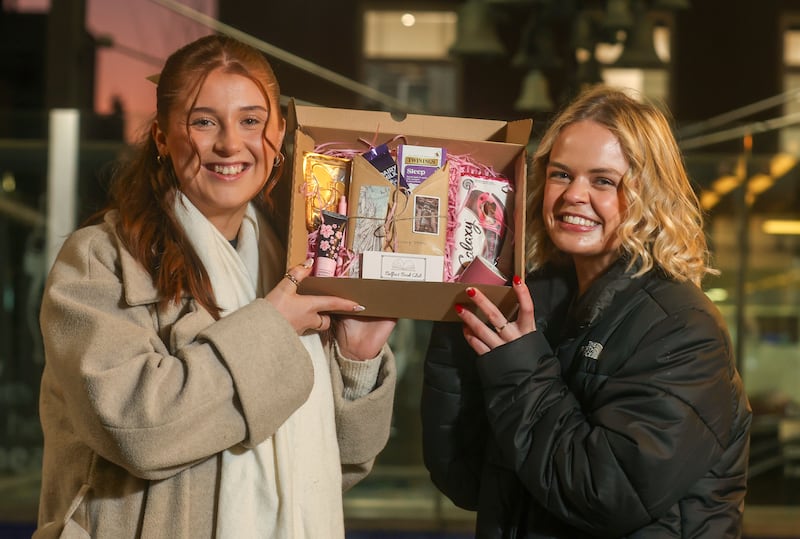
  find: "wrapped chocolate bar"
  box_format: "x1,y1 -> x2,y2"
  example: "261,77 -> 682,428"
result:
448,173 -> 513,280
362,144 -> 399,186
302,152 -> 349,232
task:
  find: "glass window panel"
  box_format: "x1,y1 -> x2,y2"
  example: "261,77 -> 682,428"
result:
785,29 -> 800,66
780,73 -> 800,153
654,25 -> 671,63
361,61 -> 457,115
363,10 -> 457,60
601,68 -> 669,106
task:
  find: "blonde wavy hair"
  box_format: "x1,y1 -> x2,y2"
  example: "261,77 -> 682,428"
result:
525,84 -> 716,287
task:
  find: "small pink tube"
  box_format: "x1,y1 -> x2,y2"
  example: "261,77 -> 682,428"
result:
314,210 -> 347,277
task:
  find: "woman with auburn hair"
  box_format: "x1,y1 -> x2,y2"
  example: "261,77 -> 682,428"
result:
422,85 -> 751,538
35,34 -> 396,539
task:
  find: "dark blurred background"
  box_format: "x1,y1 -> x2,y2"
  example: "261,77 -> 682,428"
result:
2,0 -> 800,537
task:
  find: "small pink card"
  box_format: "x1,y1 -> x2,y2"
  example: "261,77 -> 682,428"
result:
456,255 -> 507,286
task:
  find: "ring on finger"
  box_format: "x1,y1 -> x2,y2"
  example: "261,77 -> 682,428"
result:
494,321 -> 509,333
284,272 -> 299,287
316,313 -> 325,330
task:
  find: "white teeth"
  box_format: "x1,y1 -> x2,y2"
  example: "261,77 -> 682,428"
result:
562,214 -> 598,227
213,164 -> 245,175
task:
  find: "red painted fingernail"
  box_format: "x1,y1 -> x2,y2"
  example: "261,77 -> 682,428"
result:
513,275 -> 522,286
466,287 -> 476,297
455,304 -> 464,314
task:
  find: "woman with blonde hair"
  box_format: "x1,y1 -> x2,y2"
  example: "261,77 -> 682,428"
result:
526,85 -> 712,287
422,85 -> 751,538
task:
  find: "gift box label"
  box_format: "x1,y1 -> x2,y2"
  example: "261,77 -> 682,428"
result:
361,251 -> 444,282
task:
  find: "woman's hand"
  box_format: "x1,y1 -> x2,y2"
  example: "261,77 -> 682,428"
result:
265,259 -> 367,334
456,275 -> 536,356
334,317 -> 397,361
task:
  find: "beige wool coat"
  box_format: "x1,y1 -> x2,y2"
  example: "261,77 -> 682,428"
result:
34,211 -> 396,539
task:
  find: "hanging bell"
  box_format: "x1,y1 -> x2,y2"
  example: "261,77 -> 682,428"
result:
514,69 -> 554,111
571,11 -> 596,52
613,8 -> 663,68
512,25 -> 562,70
511,15 -> 537,68
449,0 -> 506,57
602,0 -> 634,32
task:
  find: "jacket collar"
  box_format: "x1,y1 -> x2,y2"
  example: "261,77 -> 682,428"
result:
104,211 -> 167,306
570,256 -> 647,328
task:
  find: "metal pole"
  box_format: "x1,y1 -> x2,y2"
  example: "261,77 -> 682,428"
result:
679,88 -> 800,138
46,110 -> 80,271
679,111 -> 800,151
734,134 -> 751,379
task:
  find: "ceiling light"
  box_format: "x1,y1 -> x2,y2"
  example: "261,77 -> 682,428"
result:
401,13 -> 416,27
770,153 -> 797,177
711,174 -> 740,195
762,220 -> 800,235
747,173 -> 774,196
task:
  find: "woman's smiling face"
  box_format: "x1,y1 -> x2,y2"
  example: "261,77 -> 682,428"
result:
543,119 -> 629,281
153,68 -> 283,239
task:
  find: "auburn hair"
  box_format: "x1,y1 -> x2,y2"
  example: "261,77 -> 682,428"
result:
86,35 -> 285,318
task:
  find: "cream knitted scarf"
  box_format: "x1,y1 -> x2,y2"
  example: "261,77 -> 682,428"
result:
173,192 -> 344,539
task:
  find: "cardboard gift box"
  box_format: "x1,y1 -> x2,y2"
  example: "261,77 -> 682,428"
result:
284,100 -> 532,322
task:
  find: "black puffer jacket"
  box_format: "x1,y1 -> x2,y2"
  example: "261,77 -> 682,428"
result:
422,260 -> 751,538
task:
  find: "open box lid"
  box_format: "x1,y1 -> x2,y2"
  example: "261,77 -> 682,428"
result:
286,99 -> 532,147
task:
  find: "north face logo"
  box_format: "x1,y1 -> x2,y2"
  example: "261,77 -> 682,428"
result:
581,341 -> 603,360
